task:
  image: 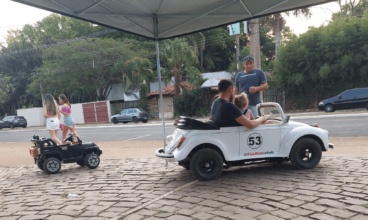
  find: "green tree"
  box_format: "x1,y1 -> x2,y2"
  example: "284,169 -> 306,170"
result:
0,75 -> 13,106
27,38 -> 136,101
160,38 -> 202,96
272,10 -> 368,109
123,56 -> 153,91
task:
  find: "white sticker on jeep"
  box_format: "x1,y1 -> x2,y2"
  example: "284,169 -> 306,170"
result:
247,133 -> 263,149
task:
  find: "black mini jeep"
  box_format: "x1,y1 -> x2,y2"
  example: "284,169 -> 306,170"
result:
30,134 -> 102,174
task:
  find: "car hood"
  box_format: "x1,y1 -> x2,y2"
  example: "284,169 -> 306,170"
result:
322,96 -> 338,104
288,121 -> 308,127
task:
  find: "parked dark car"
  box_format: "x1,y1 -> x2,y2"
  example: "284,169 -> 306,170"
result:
319,88 -> 368,112
111,108 -> 148,124
0,116 -> 27,129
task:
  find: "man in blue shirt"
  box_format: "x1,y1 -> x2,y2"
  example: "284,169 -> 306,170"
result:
233,56 -> 268,117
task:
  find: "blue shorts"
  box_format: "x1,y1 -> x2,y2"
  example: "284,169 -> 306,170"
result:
63,115 -> 75,127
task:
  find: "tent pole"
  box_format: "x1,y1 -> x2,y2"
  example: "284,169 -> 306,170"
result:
154,16 -> 166,148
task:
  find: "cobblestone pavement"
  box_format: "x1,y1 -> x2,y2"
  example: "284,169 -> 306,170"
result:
1,156 -> 368,220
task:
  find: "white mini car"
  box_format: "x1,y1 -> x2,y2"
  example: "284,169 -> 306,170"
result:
155,102 -> 334,181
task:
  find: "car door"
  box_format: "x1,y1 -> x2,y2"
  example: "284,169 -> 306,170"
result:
340,89 -> 357,109
239,124 -> 281,159
118,110 -> 127,121
127,109 -> 135,121
356,88 -> 368,108
2,116 -> 11,127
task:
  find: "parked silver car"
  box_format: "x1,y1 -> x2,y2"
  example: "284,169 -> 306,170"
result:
111,108 -> 148,124
0,116 -> 27,129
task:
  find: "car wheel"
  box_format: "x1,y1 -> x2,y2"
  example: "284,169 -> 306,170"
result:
9,123 -> 14,129
132,117 -> 138,123
190,148 -> 223,181
37,161 -> 44,170
290,138 -> 322,169
76,160 -> 85,167
112,118 -> 118,124
123,122 -> 128,124
43,157 -> 61,174
324,104 -> 334,112
142,120 -> 148,123
366,103 -> 368,110
0,125 -> 2,130
22,125 -> 27,128
84,153 -> 100,169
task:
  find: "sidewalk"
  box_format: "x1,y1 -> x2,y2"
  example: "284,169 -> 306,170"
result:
1,156 -> 368,220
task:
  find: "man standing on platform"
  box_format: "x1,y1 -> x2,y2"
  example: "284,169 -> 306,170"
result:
233,55 -> 268,117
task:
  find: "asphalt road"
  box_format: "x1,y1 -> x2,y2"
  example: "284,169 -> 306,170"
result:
0,116 -> 367,143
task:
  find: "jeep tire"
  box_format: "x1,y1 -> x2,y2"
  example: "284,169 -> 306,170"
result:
43,157 -> 61,174
290,138 -> 322,169
84,153 -> 100,169
190,148 -> 223,181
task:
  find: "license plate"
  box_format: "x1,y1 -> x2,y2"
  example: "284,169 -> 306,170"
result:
20,123 -> 24,124
143,117 -> 147,119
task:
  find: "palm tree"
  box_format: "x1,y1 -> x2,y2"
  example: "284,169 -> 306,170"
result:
264,9 -> 311,58
161,38 -> 199,96
123,56 -> 152,91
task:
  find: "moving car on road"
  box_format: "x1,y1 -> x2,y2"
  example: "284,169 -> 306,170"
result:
0,116 -> 27,129
319,88 -> 368,112
156,102 -> 333,181
111,108 -> 148,124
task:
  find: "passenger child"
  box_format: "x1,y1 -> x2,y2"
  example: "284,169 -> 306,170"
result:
234,92 -> 255,120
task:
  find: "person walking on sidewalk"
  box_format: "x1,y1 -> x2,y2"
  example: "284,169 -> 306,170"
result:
233,55 -> 268,117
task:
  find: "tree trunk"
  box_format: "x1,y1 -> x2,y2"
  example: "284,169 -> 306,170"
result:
173,66 -> 181,96
249,18 -> 262,102
275,13 -> 282,59
249,18 -> 261,69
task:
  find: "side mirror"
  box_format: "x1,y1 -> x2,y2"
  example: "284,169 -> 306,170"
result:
339,96 -> 342,99
119,113 -> 121,115
285,116 -> 290,123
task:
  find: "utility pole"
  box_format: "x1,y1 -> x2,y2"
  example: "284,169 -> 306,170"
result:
235,35 -> 240,72
249,18 -> 263,101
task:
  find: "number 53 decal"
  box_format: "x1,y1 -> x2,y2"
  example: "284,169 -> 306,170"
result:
247,133 -> 263,149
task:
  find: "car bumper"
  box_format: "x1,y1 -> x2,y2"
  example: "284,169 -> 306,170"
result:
318,105 -> 324,111
329,143 -> 334,150
155,148 -> 176,162
138,116 -> 148,121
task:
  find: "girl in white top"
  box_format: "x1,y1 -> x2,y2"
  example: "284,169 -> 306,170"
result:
43,94 -> 62,145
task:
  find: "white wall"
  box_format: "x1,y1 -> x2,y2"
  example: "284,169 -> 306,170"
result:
17,108 -> 45,127
17,103 -> 86,127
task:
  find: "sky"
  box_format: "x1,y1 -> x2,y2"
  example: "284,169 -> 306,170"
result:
0,0 -> 341,45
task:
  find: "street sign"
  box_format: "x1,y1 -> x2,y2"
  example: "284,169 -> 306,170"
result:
229,23 -> 240,36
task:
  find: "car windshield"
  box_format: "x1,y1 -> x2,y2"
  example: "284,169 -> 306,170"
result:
259,106 -> 282,121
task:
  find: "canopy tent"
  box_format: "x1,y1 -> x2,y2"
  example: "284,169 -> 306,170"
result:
12,0 -> 334,145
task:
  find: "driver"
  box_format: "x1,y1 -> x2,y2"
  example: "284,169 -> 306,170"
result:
211,79 -> 266,128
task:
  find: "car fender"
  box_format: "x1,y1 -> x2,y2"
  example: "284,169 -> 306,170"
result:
173,134 -> 233,162
278,126 -> 329,157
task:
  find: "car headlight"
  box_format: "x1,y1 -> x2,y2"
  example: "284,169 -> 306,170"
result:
319,101 -> 323,105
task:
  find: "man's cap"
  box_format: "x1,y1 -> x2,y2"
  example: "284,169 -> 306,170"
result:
243,55 -> 254,63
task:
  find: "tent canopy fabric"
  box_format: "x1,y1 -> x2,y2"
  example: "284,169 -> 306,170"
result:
12,0 -> 334,40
